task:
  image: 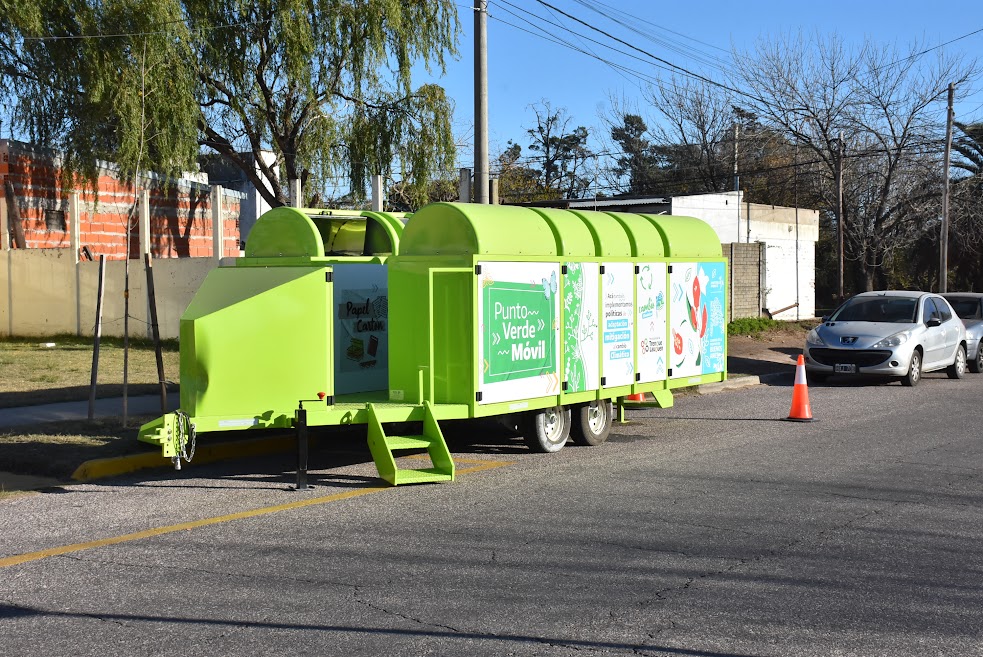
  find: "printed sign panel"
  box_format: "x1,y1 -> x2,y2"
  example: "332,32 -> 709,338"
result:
562,262 -> 600,393
478,261 -> 561,405
668,261 -> 727,379
333,264 -> 389,395
601,262 -> 635,387
636,262 -> 668,383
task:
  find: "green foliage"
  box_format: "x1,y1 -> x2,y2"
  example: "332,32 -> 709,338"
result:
727,317 -> 779,336
0,0 -> 459,205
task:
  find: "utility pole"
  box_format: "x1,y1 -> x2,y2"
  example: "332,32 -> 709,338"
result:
734,123 -> 740,242
474,0 -> 489,204
940,82 -> 954,293
836,131 -> 844,302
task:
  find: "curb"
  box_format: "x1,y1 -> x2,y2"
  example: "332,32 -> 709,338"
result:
67,372 -> 793,482
71,433 -> 297,482
697,371 -> 789,394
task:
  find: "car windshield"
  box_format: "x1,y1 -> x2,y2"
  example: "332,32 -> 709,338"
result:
946,298 -> 981,320
830,297 -> 917,323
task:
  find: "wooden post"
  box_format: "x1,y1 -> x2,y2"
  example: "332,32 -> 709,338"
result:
88,255 -> 107,420
3,177 -> 27,248
144,253 -> 167,414
0,179 -> 7,251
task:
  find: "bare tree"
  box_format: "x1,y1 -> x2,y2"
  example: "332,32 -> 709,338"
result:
732,32 -> 979,291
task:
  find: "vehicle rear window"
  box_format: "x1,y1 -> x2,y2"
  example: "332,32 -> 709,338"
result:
945,297 -> 982,319
831,297 -> 917,323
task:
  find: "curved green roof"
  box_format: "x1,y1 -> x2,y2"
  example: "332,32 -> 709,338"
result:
345,202 -> 722,260
245,207 -> 406,258
640,214 -> 721,258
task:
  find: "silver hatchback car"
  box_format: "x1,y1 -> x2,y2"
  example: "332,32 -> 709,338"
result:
941,293 -> 983,374
804,291 -> 968,386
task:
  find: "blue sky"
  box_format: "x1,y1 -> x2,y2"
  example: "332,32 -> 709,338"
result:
415,0 -> 983,171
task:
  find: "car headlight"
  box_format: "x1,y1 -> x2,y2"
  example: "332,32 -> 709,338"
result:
872,331 -> 911,348
806,328 -> 825,346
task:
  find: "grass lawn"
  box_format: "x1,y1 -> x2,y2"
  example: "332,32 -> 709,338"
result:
0,335 -> 179,408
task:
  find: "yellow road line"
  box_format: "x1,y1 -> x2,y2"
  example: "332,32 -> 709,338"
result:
0,460 -> 512,569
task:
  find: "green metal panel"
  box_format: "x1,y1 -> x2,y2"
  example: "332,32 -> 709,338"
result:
245,207 -> 324,258
604,212 -> 667,258
387,258 -> 435,403
400,202 -> 559,256
529,208 -> 598,257
180,266 -> 331,423
641,214 -> 722,258
568,210 -> 633,256
432,269 -> 474,404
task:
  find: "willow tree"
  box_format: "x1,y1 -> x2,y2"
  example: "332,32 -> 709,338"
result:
0,0 -> 459,205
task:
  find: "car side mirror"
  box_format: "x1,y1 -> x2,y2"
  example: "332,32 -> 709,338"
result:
926,318 -> 941,327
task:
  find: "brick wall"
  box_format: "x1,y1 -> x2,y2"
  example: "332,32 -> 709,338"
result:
1,140 -> 241,259
724,242 -> 766,320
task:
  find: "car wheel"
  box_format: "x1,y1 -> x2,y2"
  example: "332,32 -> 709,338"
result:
570,400 -> 613,446
971,340 -> 983,374
947,344 -> 967,379
901,349 -> 922,387
522,406 -> 571,453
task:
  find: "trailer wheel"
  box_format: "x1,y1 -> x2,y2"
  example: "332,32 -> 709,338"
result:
570,400 -> 613,446
522,406 -> 571,453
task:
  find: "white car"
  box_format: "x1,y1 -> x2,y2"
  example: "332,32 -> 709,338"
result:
804,291 -> 968,386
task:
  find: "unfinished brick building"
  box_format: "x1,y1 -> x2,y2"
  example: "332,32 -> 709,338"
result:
1,139 -> 242,259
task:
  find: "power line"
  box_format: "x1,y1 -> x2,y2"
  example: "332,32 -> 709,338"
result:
529,0 -> 769,106
872,25 -> 983,72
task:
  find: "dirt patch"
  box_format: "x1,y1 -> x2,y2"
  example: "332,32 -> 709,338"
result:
727,321 -> 817,377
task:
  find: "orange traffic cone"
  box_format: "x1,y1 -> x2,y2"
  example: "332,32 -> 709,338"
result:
786,354 -> 815,422
626,393 -> 646,402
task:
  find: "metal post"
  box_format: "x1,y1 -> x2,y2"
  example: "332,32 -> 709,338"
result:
371,174 -> 384,212
293,405 -> 311,490
88,255 -> 106,420
459,168 -> 472,203
211,185 -> 224,260
940,82 -> 954,293
289,179 -> 302,208
836,131 -> 844,301
144,253 -> 167,414
139,189 -> 151,257
474,0 -> 489,204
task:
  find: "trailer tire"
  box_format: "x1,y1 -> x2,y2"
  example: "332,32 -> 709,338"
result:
570,400 -> 613,446
522,406 -> 571,453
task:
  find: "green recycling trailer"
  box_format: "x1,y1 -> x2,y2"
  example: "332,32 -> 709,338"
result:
139,202 -> 728,484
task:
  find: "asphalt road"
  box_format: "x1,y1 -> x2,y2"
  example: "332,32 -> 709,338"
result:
1,372 -> 981,657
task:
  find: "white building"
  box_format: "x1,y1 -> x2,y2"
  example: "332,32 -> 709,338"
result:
528,191 -> 820,320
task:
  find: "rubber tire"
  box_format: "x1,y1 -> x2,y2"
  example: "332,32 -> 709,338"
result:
971,340 -> 983,374
901,348 -> 922,387
570,400 -> 613,446
947,344 -> 967,379
522,406 -> 571,453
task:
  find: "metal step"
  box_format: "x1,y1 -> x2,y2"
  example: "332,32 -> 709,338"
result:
392,468 -> 455,485
366,401 -> 455,486
385,435 -> 434,450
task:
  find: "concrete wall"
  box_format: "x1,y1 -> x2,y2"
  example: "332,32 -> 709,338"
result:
1,248 -> 219,339
743,202 -> 819,321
